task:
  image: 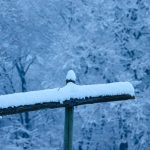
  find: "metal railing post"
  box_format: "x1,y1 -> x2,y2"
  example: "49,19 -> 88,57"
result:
64,106 -> 74,150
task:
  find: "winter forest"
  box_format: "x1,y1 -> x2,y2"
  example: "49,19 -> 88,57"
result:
0,0 -> 150,149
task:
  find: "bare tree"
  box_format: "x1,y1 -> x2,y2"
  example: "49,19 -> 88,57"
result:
14,55 -> 36,129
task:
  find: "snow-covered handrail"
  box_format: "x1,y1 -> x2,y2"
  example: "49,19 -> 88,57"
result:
0,70 -> 135,116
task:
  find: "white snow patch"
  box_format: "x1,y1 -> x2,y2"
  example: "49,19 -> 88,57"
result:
0,82 -> 134,109
66,70 -> 76,82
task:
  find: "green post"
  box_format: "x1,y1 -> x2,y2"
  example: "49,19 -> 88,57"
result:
64,70 -> 76,150
64,106 -> 74,150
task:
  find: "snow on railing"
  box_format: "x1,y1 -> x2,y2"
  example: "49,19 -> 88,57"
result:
0,70 -> 135,115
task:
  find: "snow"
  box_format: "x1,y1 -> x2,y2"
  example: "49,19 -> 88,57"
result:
0,82 -> 134,109
66,70 -> 76,82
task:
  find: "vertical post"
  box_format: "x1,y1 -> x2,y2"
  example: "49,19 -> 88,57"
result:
64,106 -> 74,150
64,70 -> 76,150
